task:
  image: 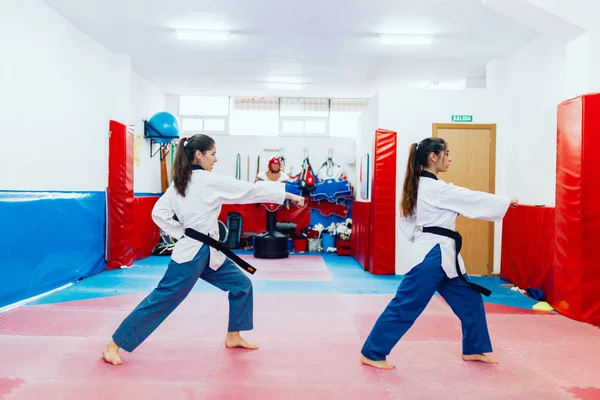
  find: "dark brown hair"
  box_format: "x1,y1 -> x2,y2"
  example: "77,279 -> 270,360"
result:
172,134 -> 215,196
400,137 -> 447,217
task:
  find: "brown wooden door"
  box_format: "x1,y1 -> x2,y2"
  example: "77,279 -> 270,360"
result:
432,124 -> 497,276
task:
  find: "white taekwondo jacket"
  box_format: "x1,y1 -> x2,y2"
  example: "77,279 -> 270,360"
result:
398,172 -> 510,278
152,167 -> 286,269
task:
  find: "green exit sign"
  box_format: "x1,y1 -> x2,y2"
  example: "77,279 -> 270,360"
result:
452,115 -> 473,122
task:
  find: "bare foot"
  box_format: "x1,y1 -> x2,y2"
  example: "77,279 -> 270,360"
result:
102,340 -> 122,366
462,353 -> 498,364
360,355 -> 396,370
225,332 -> 258,350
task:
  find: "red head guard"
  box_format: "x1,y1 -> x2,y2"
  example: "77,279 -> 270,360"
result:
269,157 -> 281,171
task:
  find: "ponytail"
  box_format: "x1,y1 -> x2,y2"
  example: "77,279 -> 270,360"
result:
172,137 -> 193,197
171,134 -> 216,197
400,137 -> 447,217
401,143 -> 420,217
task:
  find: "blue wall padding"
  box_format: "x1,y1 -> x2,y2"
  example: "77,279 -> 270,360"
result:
0,191 -> 106,307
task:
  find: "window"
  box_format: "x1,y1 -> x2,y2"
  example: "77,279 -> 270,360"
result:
179,96 -> 229,116
179,96 -> 229,134
180,117 -> 227,134
181,117 -> 204,132
281,120 -> 304,134
175,96 -> 369,137
280,117 -> 329,136
305,120 -> 327,134
203,118 -> 226,131
329,99 -> 369,138
229,97 -> 279,136
279,98 -> 329,118
279,98 -> 329,136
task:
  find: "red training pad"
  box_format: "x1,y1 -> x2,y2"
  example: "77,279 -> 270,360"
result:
368,129 -> 397,275
132,196 -> 160,260
500,205 -> 554,295
555,94 -> 600,326
107,120 -> 135,269
351,200 -> 371,270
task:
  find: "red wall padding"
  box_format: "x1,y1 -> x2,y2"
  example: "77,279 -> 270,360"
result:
351,200 -> 371,271
132,196 -> 161,261
500,205 -> 555,296
218,204 -> 311,237
368,129 -> 397,275
554,94 -> 600,326
107,120 -> 135,270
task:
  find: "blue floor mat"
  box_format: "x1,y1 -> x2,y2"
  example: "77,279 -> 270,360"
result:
28,252 -> 537,309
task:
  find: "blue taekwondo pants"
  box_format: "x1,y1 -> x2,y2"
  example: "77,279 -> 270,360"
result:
361,244 -> 492,361
112,244 -> 253,352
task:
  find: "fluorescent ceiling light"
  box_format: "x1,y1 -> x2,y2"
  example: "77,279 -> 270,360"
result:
267,76 -> 305,84
176,30 -> 231,41
266,83 -> 303,90
379,34 -> 433,45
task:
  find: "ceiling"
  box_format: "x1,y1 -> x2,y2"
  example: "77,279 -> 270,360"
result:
42,0 -> 544,98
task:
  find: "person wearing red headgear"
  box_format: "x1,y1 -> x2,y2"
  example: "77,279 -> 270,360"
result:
257,157 -> 290,182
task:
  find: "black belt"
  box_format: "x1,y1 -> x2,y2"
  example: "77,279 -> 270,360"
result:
422,226 -> 492,297
184,228 -> 257,275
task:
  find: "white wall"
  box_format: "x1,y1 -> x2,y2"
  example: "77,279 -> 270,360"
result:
130,72 -> 167,194
0,0 -> 167,193
487,37 -> 566,208
564,31 -> 600,98
0,0 -> 114,191
565,34 -> 591,98
111,54 -> 133,126
356,93 -> 381,201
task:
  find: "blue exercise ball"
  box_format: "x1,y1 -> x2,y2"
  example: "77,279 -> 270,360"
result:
146,111 -> 181,143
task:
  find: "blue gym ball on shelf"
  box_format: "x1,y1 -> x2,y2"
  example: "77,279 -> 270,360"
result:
146,111 -> 181,143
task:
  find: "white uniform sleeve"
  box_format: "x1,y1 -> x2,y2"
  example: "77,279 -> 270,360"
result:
213,174 -> 287,205
398,214 -> 417,242
278,171 -> 290,182
256,171 -> 267,181
151,187 -> 185,239
434,183 -> 510,221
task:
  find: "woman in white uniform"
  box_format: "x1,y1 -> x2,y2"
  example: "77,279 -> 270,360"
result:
103,134 -> 304,366
360,137 -> 517,370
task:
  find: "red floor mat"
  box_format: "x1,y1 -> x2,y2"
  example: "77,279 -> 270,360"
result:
5,380 -> 206,400
0,336 -> 83,379
0,377 -> 24,398
485,314 -> 600,344
2,292 -> 598,399
52,337 -> 221,383
353,312 -> 463,341
204,382 -> 394,400
503,341 -> 600,388
564,387 -> 600,400
0,308 -> 121,337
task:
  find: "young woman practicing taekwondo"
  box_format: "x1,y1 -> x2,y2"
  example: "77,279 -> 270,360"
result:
360,137 -> 517,370
102,134 -> 304,366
